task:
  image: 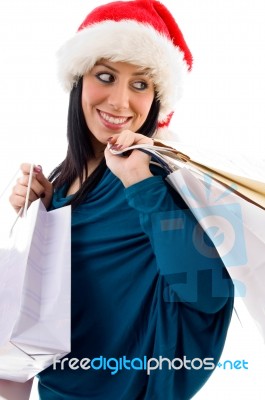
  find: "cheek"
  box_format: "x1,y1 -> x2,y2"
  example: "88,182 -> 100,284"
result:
82,77 -> 105,110
82,87 -> 98,110
138,94 -> 154,118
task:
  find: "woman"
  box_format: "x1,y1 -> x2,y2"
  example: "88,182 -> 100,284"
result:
8,1 -> 234,399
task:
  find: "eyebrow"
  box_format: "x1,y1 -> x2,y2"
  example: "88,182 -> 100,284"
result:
95,62 -> 151,76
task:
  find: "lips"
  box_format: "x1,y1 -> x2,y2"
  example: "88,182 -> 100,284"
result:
98,110 -> 132,127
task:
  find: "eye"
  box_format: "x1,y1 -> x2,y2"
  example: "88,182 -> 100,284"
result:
132,81 -> 149,91
96,72 -> 115,83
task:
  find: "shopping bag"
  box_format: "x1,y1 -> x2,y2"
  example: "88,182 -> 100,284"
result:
109,143 -> 265,340
0,197 -> 71,382
152,139 -> 265,209
167,168 -> 265,339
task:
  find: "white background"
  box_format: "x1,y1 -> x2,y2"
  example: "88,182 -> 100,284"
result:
0,1 -> 264,399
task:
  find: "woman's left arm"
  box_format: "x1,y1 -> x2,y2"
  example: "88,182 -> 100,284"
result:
125,175 -> 234,313
105,132 -> 234,314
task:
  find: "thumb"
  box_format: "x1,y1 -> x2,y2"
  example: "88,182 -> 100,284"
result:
34,165 -> 52,190
34,165 -> 53,208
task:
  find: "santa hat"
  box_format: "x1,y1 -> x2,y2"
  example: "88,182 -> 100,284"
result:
57,0 -> 192,128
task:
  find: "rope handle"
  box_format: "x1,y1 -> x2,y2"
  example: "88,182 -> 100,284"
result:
107,142 -> 188,174
9,164 -> 34,236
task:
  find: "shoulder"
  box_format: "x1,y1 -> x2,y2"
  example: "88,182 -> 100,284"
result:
150,162 -> 167,178
149,162 -> 189,210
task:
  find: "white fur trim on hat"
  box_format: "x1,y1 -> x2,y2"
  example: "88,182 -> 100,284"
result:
57,20 -> 189,124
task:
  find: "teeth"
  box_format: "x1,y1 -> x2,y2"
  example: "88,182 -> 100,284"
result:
100,112 -> 128,125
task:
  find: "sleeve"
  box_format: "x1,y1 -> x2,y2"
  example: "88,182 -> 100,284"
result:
125,175 -> 234,399
125,175 -> 234,314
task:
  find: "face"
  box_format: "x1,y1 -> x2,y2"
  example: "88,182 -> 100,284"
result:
81,60 -> 155,154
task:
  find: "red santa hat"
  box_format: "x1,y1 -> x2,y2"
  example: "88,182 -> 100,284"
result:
57,0 -> 192,128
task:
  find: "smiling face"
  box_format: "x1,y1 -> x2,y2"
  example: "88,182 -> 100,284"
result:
81,60 -> 155,155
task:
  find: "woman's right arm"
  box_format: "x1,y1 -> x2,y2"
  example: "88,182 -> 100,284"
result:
9,163 -> 53,212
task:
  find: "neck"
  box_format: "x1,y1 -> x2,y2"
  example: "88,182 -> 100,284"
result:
90,135 -> 106,160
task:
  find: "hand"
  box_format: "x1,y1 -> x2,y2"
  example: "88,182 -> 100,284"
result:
9,163 -> 53,213
104,130 -> 154,187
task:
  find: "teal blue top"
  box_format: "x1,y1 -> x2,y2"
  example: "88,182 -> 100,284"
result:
38,168 -> 234,400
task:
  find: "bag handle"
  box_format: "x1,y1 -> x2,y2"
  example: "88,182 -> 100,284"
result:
109,142 -> 265,209
22,164 -> 34,218
9,164 -> 34,236
108,142 -> 189,174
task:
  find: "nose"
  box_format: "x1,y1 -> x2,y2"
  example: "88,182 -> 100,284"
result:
108,82 -> 129,111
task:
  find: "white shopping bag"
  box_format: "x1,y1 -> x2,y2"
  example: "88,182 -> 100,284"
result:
167,168 -> 265,339
0,198 -> 71,382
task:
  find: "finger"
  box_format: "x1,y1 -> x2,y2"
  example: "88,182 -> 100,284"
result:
34,168 -> 54,211
115,130 -> 135,148
9,188 -> 35,213
20,163 -> 45,180
112,131 -> 153,149
20,164 -> 53,198
17,175 -> 45,199
35,169 -> 53,195
9,194 -> 33,212
13,183 -> 39,204
20,163 -> 36,175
